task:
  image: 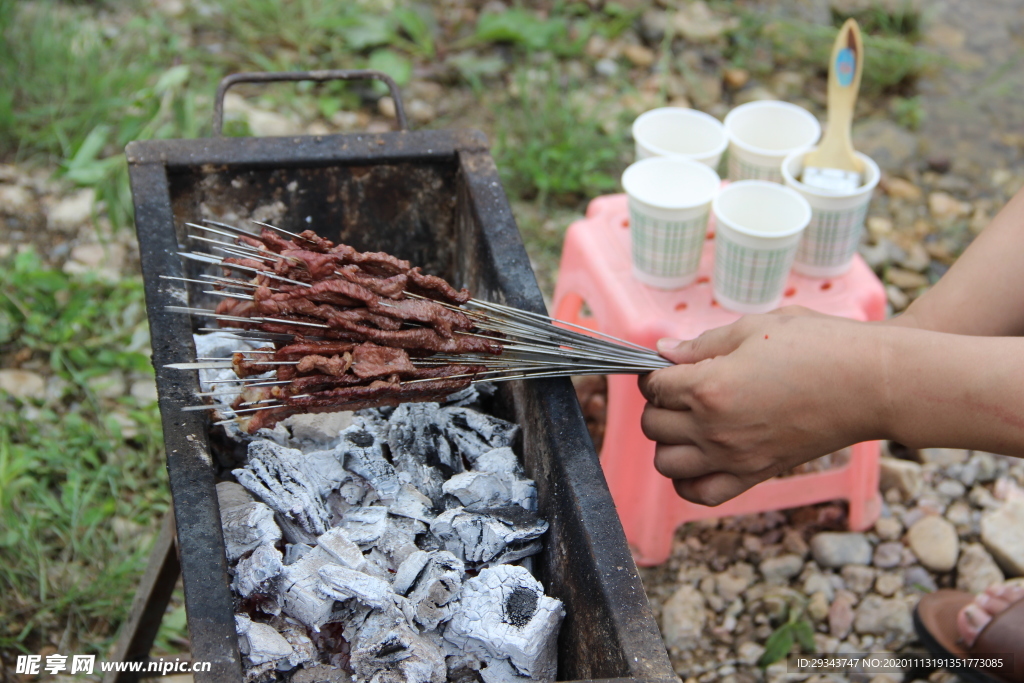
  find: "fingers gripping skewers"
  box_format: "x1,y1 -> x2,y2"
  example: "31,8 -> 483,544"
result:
165,218 -> 670,432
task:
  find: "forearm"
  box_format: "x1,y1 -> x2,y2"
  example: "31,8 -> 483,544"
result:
884,186 -> 1024,336
878,327 -> 1024,455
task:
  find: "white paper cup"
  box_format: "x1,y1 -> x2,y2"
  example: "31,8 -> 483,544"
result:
632,107 -> 728,169
723,101 -> 821,183
781,149 -> 881,278
622,157 -> 721,289
712,180 -> 812,313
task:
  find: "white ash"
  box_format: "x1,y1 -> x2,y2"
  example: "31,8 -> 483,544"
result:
193,335 -> 562,683
444,565 -> 565,681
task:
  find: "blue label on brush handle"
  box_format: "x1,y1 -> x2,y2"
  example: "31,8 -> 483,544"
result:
836,47 -> 856,87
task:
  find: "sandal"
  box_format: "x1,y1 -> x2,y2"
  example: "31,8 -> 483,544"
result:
914,588 -> 1024,683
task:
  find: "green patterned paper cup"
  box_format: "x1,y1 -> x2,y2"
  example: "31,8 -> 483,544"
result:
782,149 -> 881,278
723,101 -> 821,183
712,181 -> 812,314
622,157 -> 721,289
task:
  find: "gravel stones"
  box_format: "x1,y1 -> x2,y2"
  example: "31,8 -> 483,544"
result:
841,565 -> 878,595
853,595 -> 914,645
874,516 -> 903,542
716,562 -> 755,602
661,584 -> 706,652
810,532 -> 872,568
879,458 -> 923,500
873,542 -> 904,569
759,554 -> 804,584
828,591 -> 857,639
0,369 -> 46,400
956,543 -> 1004,594
907,516 -> 959,572
980,498 -> 1024,576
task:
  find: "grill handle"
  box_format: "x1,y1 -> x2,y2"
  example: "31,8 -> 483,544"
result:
213,69 -> 408,135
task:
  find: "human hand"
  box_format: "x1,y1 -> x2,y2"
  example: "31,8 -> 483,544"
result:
638,307 -> 889,506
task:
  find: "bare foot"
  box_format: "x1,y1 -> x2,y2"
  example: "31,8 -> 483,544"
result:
957,583 -> 1024,646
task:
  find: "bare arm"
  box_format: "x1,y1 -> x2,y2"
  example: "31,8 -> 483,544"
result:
889,186 -> 1024,335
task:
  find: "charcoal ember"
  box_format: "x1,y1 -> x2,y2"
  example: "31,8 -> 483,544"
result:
275,616 -> 319,671
374,515 -> 428,570
429,507 -> 548,564
351,409 -> 391,442
339,505 -> 388,550
443,565 -> 565,682
389,404 -> 462,475
318,564 -> 397,612
478,657 -> 532,683
298,448 -> 350,498
285,543 -> 314,565
316,527 -> 367,571
349,611 -> 447,683
338,426 -> 401,503
235,613 -> 294,668
389,484 -> 436,524
442,408 -> 519,465
219,497 -> 282,563
291,663 -> 353,683
278,547 -> 344,631
235,440 -> 332,536
401,551 -> 464,630
234,544 -> 284,600
472,448 -> 522,477
442,470 -> 536,512
442,385 -> 482,408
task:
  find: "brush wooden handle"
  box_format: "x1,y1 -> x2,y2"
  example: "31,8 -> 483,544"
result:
804,19 -> 864,173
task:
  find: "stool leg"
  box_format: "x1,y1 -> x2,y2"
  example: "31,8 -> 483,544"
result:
603,375 -> 678,566
847,440 -> 882,532
102,511 -> 180,683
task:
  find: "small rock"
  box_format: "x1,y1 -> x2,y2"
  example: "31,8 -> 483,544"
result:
406,99 -> 436,125
661,584 -> 707,652
759,554 -> 804,584
867,216 -> 893,242
623,44 -> 656,68
0,369 -> 46,400
803,573 -> 835,601
886,285 -> 909,311
782,529 -> 809,558
595,58 -> 618,77
927,156 -> 951,174
883,177 -> 923,201
810,532 -> 872,568
873,542 -> 904,569
672,1 -> 737,42
874,517 -> 903,542
904,565 -> 937,593
841,565 -> 877,595
945,500 -> 972,528
970,484 -> 1001,510
899,242 -> 931,273
723,68 -> 750,89
853,595 -> 913,643
980,499 -> 1024,576
936,479 -> 967,499
47,189 -> 95,233
956,543 -> 1004,594
907,516 -> 959,572
129,379 -> 158,405
378,96 -> 397,119
874,571 -> 903,597
0,184 -> 33,214
736,640 -> 764,667
807,591 -> 830,621
928,192 -> 970,221
876,456 -> 925,499
920,448 -> 970,467
828,591 -> 857,639
994,476 -> 1024,502
886,267 -> 929,290
715,562 -> 755,602
639,9 -> 670,42
969,452 -> 999,483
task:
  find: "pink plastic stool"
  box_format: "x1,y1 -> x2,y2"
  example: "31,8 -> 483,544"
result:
553,193 -> 887,566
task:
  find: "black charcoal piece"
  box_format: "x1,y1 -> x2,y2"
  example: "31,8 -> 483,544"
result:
338,425 -> 401,503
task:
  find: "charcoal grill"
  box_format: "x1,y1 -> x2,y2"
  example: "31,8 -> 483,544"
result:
119,71 -> 676,683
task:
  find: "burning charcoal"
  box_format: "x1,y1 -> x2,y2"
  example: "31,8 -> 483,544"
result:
483,541 -> 544,568
352,409 -> 391,441
472,448 -> 522,477
441,385 -> 481,408
273,616 -> 318,672
316,527 -> 366,571
442,407 -> 519,465
283,410 -> 354,447
318,564 -> 397,611
444,565 -> 565,682
374,515 -> 427,569
279,548 -> 342,631
390,484 -> 436,523
235,440 -> 332,536
291,663 -> 352,683
299,448 -> 350,499
389,403 -> 462,475
338,425 -> 401,503
234,544 -> 284,599
478,657 -> 532,683
429,507 -> 548,564
393,550 -> 432,595
340,506 -> 388,547
440,472 -> 532,512
235,613 -> 294,667
220,500 -> 282,563
350,611 -> 446,683
403,551 -> 464,630
285,543 -> 314,565
218,481 -> 256,509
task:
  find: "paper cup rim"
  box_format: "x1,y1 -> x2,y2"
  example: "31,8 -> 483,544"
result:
632,107 -> 729,159
723,101 -> 822,158
712,180 -> 812,239
621,157 -> 722,210
781,148 -> 882,198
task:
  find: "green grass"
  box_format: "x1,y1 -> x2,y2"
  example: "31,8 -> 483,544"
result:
0,249 -> 171,657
